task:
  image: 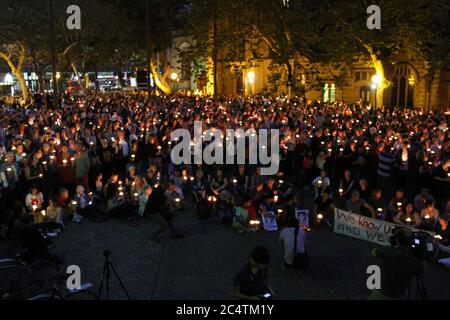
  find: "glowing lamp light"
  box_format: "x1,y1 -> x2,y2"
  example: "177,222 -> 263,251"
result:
170,72 -> 178,81
371,74 -> 382,85
247,71 -> 255,84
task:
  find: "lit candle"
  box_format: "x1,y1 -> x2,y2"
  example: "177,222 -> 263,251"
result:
119,192 -> 124,197
406,217 -> 412,223
175,198 -> 181,203
274,195 -> 279,203
425,214 -> 430,220
63,159 -> 68,165
6,167 -> 12,172
317,214 -> 324,220
397,202 -> 402,207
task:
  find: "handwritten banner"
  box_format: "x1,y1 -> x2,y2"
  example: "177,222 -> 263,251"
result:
334,209 -> 397,246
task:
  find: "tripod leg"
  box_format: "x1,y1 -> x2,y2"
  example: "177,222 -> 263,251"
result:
109,262 -> 131,300
98,260 -> 108,299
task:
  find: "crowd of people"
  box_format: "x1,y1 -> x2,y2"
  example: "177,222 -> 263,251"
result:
0,92 -> 449,264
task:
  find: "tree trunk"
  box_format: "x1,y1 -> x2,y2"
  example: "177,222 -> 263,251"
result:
32,56 -> 45,94
362,43 -> 385,107
150,58 -> 172,95
0,47 -> 29,102
15,70 -> 29,102
71,62 -> 81,84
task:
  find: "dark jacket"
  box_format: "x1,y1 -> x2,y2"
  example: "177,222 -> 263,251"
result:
144,187 -> 168,216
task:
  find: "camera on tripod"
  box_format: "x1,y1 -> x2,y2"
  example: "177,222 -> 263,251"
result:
390,226 -> 439,260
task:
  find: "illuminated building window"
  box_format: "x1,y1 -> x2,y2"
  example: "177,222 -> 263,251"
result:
323,83 -> 336,103
323,84 -> 329,103
330,84 -> 336,103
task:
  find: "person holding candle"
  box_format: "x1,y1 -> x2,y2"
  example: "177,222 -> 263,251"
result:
74,143 -> 91,191
419,200 -> 440,231
45,197 -> 65,229
233,196 -> 255,234
393,203 -> 420,228
312,170 -> 331,199
24,185 -> 45,225
367,188 -> 388,221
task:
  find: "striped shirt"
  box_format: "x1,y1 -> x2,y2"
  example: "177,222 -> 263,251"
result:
377,152 -> 396,177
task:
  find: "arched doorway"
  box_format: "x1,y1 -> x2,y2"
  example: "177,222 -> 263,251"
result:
390,63 -> 417,108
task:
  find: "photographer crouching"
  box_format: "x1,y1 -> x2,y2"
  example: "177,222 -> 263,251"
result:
369,228 -> 425,300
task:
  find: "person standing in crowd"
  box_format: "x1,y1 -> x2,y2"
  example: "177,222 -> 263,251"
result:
370,229 -> 424,300
74,143 -> 91,191
144,184 -> 184,242
377,142 -> 396,194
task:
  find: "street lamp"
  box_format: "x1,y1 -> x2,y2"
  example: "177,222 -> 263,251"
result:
56,72 -> 61,94
170,72 -> 179,81
247,71 -> 255,96
371,74 -> 382,108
